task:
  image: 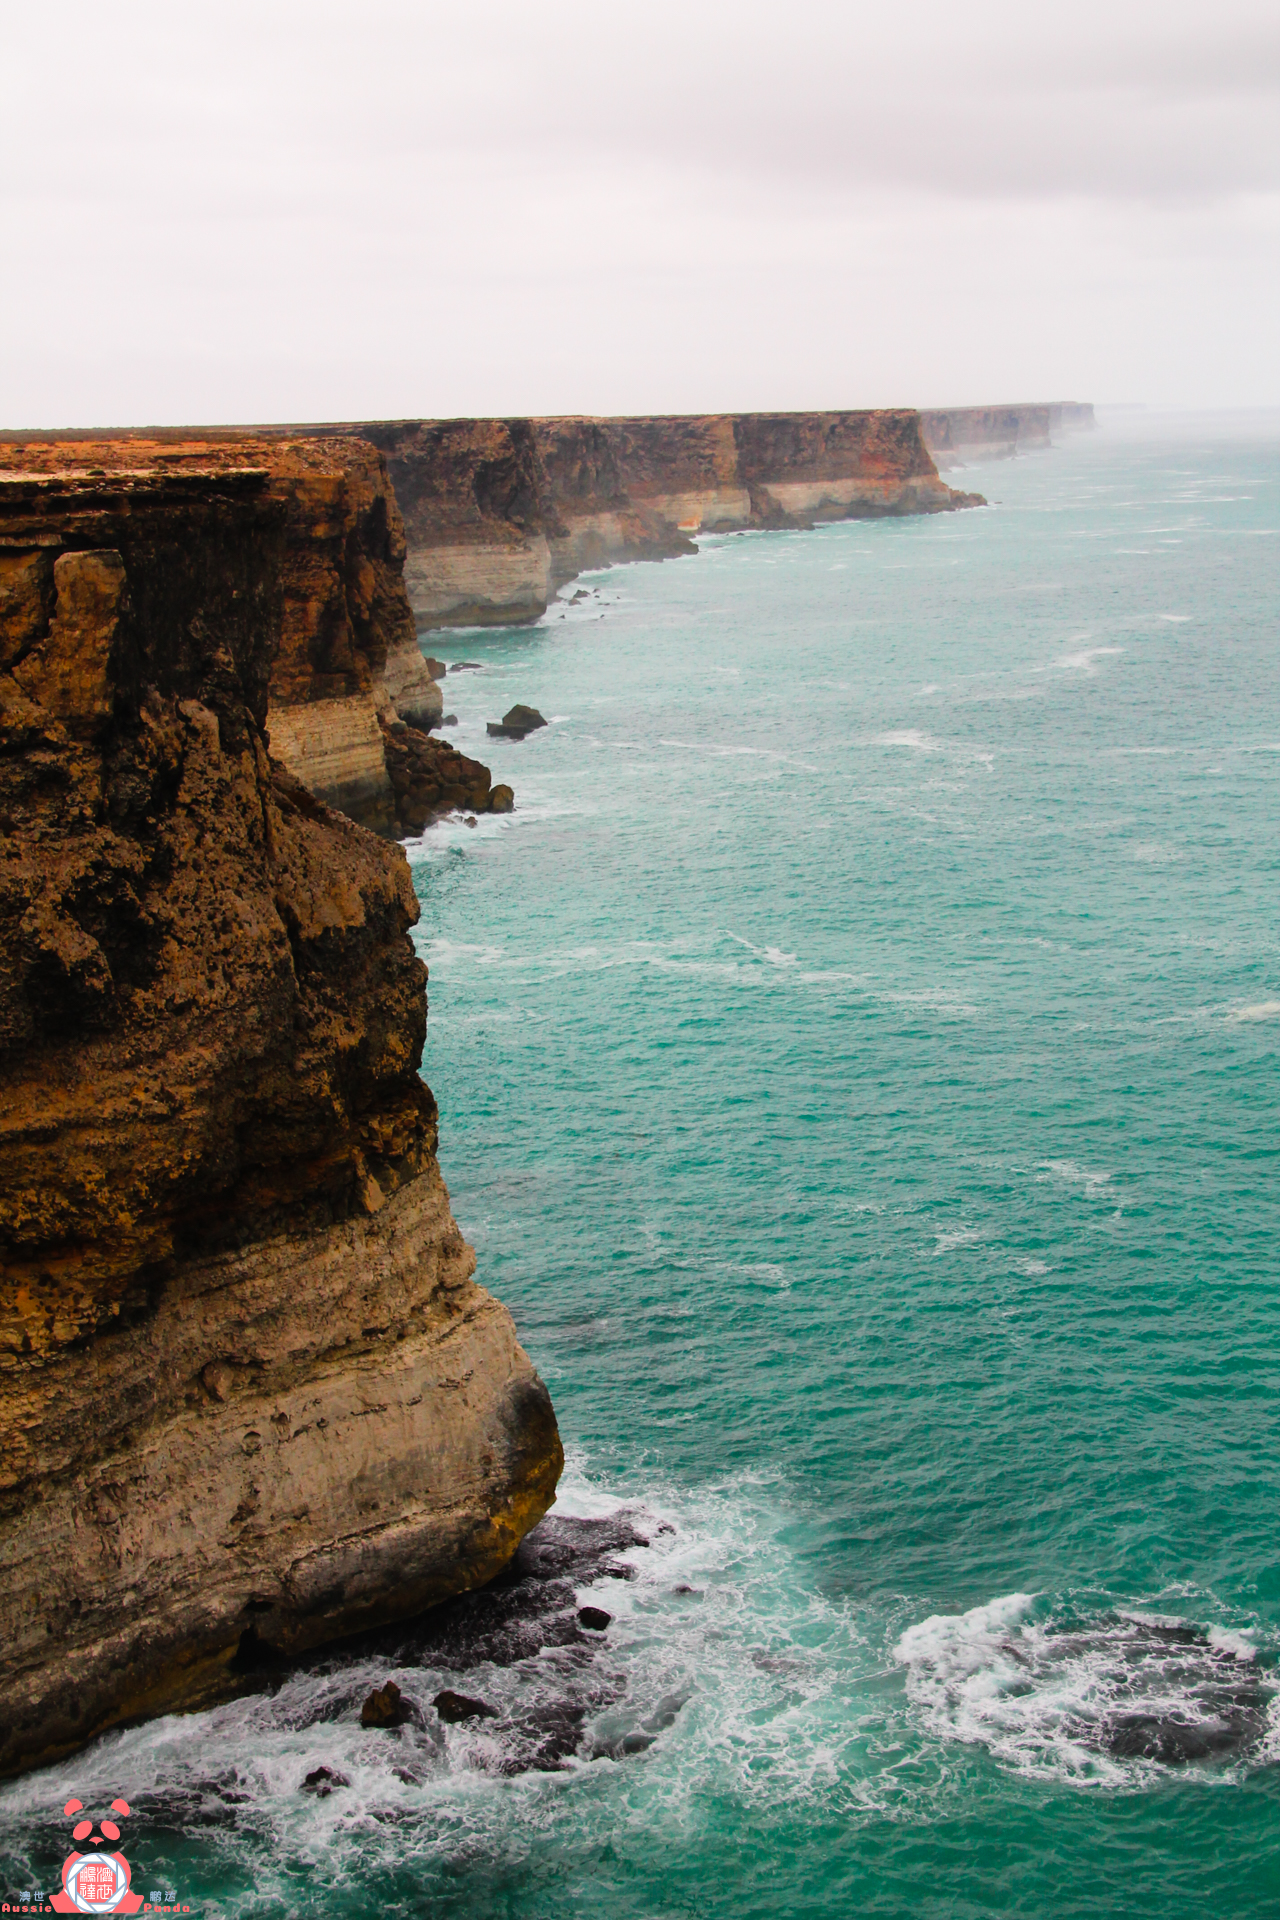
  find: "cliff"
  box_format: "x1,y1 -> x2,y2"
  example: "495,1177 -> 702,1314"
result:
351,410 -> 981,628
0,436 -> 505,838
921,403 -> 1096,468
0,440 -> 562,1778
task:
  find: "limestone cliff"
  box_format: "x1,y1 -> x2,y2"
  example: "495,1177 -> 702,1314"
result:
0,436 -> 503,838
349,410 -> 981,628
0,442 -> 562,1778
921,403 -> 1095,468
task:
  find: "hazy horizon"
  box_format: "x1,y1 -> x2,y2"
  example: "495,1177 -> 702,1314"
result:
3,0 -> 1277,428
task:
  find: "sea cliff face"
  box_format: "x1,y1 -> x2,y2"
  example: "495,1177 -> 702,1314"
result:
0,440 -> 561,1778
353,410 -> 980,629
921,403 -> 1095,468
0,437 -> 505,838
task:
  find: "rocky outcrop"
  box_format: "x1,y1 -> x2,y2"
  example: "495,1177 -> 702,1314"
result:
921,403 -> 1095,468
348,411 -> 981,628
0,440 -> 562,1778
0,436 -> 503,838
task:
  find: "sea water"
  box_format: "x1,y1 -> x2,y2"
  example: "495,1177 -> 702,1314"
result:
4,414 -> 1279,1915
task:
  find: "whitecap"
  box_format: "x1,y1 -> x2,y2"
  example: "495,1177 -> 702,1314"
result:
1036,1159 -> 1113,1198
870,729 -> 939,752
1051,645 -> 1124,676
1230,1000 -> 1280,1023
894,1596 -> 1273,1786
931,1227 -> 986,1257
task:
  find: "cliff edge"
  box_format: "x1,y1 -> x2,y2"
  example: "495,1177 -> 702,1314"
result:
0,441 -> 562,1778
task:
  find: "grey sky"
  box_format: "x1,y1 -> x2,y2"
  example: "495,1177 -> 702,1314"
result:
3,0 -> 1277,424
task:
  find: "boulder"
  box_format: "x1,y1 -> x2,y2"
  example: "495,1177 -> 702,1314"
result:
360,1680 -> 413,1729
487,705 -> 547,740
577,1606 -> 612,1632
489,784 -> 515,813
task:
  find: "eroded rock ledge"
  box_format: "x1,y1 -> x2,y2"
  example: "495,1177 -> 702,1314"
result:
0,440 -> 561,1778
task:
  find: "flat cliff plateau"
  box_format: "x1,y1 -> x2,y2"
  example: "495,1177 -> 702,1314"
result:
343,410 -> 984,629
0,436 -> 507,838
0,439 -> 561,1778
921,403 -> 1095,469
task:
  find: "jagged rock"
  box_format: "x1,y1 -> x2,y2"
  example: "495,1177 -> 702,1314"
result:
301,1766 -> 349,1797
487,705 -> 547,740
379,713 -> 496,833
434,1689 -> 499,1724
360,1681 -> 413,1729
578,1607 -> 612,1632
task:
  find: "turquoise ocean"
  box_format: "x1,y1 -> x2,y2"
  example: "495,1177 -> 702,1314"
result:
4,414 -> 1280,1916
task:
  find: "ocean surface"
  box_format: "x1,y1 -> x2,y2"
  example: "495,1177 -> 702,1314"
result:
4,413 -> 1280,1916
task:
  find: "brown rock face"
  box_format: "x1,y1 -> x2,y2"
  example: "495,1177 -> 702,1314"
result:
0,436 -> 503,837
0,440 -> 561,1778
920,403 -> 1096,468
350,409 -> 981,628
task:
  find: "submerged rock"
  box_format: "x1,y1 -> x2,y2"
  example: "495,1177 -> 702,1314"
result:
487,704 -> 547,740
434,1689 -> 499,1723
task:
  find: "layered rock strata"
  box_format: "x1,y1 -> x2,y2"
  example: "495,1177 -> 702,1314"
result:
0,443 -> 561,1778
921,403 -> 1095,468
349,410 -> 982,628
0,437 -> 502,838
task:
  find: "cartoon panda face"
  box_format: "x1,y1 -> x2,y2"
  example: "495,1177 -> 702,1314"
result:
64,1797 -> 130,1847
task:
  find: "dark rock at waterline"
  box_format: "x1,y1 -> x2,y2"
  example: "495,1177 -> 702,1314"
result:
434,1688 -> 499,1723
503,1701 -> 589,1774
360,1680 -> 414,1729
490,783 -> 515,813
578,1606 -> 612,1632
487,704 -> 547,740
337,1511 -> 651,1673
452,660 -> 484,670
301,1765 -> 348,1796
440,713 -> 458,726
1105,1709 -> 1266,1765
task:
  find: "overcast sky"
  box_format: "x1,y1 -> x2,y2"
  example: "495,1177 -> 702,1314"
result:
3,0 -> 1278,425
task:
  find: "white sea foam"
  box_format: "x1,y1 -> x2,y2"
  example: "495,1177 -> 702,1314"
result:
871,729 -> 939,752
0,1463 -> 877,1908
894,1595 -> 1271,1787
1051,645 -> 1124,676
1132,841 -> 1183,863
1230,1000 -> 1280,1023
1037,1159 -> 1114,1199
931,1227 -> 986,1257
726,932 -> 798,967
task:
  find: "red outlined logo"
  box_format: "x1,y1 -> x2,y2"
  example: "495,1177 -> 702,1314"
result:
49,1800 -> 142,1915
